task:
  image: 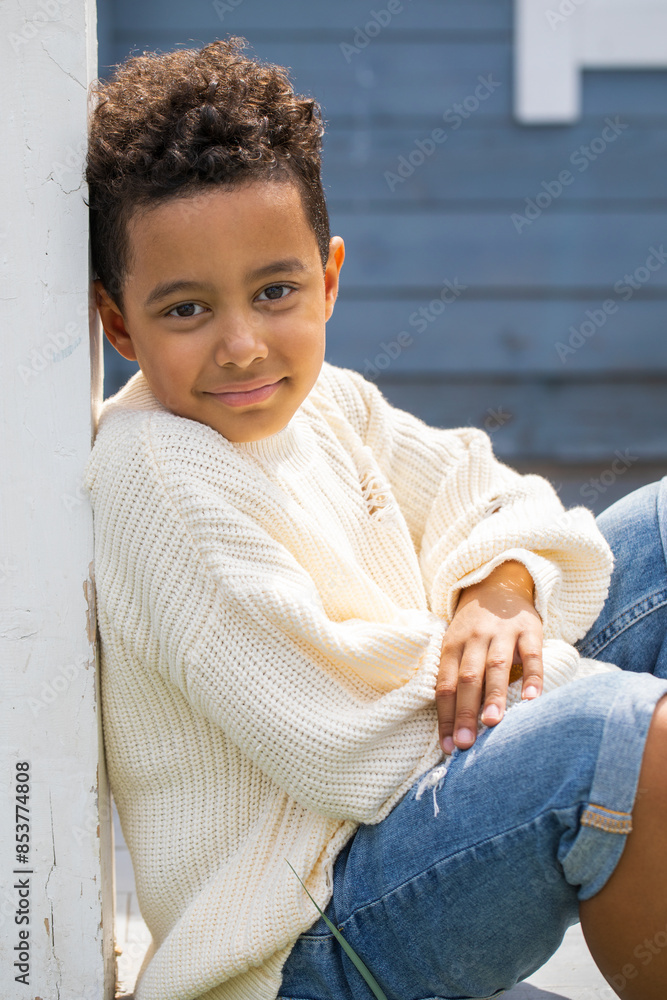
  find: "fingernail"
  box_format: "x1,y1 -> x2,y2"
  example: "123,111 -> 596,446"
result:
523,685 -> 539,699
455,728 -> 475,746
482,704 -> 501,723
442,736 -> 455,754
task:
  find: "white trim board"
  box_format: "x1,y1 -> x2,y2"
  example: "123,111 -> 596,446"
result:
515,0 -> 667,123
0,0 -> 113,997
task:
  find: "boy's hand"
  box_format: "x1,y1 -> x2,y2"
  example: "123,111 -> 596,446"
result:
436,561 -> 543,754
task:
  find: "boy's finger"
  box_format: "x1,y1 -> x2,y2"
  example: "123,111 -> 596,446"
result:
451,644 -> 488,751
479,638 -> 516,727
518,629 -> 544,701
435,646 -> 462,754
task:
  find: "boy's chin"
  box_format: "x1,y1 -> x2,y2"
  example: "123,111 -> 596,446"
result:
218,417 -> 293,443
199,409 -> 296,444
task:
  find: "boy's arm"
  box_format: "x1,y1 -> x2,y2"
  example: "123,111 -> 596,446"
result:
85,415 -> 450,825
316,364 -> 614,646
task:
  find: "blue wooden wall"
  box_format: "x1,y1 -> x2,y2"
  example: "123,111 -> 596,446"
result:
96,0 -> 667,510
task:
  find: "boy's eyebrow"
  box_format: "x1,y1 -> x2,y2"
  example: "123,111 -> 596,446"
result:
246,257 -> 308,282
143,258 -> 308,308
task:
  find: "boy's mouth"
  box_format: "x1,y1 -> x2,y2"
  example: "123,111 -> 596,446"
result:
205,378 -> 285,407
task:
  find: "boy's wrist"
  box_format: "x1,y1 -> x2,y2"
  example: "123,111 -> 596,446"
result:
456,559 -> 536,610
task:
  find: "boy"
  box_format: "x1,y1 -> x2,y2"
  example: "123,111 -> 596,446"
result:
84,36 -> 667,1000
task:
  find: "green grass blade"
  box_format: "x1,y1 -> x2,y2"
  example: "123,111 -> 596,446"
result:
285,859 -> 389,1000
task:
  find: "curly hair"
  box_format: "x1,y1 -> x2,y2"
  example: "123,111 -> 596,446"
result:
86,36 -> 331,311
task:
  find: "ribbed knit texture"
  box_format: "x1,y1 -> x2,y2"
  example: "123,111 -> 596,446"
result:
84,361 -> 616,1000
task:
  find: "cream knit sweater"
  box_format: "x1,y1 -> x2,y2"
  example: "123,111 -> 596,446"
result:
84,360 -> 615,1000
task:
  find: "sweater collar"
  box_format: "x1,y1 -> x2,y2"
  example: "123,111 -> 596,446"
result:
100,369 -> 170,417
233,414 -> 315,471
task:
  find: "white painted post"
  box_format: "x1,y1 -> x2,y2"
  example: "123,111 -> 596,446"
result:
0,1 -> 114,998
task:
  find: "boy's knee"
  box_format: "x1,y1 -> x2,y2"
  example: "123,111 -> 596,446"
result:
625,694 -> 667,849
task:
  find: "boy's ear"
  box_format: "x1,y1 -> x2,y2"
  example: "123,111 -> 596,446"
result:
324,236 -> 345,322
94,279 -> 138,361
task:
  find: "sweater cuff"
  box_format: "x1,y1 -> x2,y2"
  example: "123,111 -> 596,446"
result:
442,547 -> 560,629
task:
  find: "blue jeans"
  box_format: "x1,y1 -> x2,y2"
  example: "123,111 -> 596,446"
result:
278,478 -> 667,1000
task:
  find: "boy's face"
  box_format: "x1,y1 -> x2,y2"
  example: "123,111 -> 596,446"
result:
95,180 -> 344,442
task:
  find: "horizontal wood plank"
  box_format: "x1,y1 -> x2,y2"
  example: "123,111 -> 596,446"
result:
376,377 -> 667,461
321,124 -> 666,202
327,210 -> 667,287
509,460 -> 667,516
325,300 -> 667,374
112,0 -> 512,34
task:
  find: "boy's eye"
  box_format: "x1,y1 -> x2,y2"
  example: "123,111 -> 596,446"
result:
256,284 -> 294,302
167,302 -> 206,318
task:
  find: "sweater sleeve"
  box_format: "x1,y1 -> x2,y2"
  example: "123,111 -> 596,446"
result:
86,414 -> 447,825
316,364 -> 614,644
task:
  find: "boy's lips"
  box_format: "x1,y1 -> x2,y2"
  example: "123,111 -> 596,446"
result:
205,377 -> 285,407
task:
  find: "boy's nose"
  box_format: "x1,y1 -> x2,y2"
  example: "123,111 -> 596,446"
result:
213,319 -> 269,367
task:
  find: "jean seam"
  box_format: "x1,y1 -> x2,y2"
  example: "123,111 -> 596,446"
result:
576,586 -> 667,658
